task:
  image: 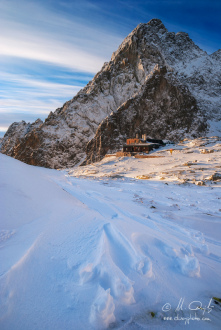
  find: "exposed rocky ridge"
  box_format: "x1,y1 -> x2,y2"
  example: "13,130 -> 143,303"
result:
83,66 -> 206,165
0,119 -> 43,156
0,18 -> 220,168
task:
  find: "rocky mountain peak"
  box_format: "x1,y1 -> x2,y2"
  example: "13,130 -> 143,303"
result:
0,19 -> 220,168
210,49 -> 221,61
82,64 -> 207,165
147,18 -> 167,33
0,119 -> 43,156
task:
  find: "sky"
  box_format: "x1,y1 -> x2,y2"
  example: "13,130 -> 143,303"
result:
0,0 -> 220,137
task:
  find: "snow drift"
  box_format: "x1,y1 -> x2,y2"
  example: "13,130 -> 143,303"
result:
1,144 -> 221,329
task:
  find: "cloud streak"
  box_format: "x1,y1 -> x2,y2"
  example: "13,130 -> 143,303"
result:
0,72 -> 82,98
0,0 -> 123,73
0,72 -> 84,134
0,34 -> 105,74
0,0 -> 124,134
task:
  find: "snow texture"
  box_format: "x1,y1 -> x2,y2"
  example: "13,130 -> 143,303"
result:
1,136 -> 221,329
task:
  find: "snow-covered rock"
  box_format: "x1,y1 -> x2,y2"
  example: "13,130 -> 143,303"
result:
83,65 -> 206,165
0,119 -> 43,157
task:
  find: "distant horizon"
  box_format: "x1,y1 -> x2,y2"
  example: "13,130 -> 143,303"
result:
0,0 -> 220,137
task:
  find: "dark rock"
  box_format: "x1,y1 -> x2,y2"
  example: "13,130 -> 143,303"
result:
82,66 -> 206,165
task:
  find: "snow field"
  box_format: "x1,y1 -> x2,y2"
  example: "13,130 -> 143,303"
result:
0,148 -> 221,329
71,137 -> 221,187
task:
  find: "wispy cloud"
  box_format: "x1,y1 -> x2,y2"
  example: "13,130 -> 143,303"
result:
0,0 -> 122,73
0,72 -> 84,134
0,0 -> 124,134
0,72 -> 82,99
0,34 -> 104,74
0,74 -> 82,119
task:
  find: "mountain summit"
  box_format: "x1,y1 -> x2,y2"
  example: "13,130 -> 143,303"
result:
1,19 -> 220,168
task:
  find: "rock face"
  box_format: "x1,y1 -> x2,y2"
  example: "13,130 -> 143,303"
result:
0,119 -> 43,157
83,66 -> 206,165
0,19 -> 220,168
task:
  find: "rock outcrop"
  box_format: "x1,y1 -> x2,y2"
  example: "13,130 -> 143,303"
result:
0,119 -> 43,157
0,19 -> 220,168
83,66 -> 206,165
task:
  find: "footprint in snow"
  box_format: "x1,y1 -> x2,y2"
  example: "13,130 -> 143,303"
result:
102,223 -> 153,277
154,239 -> 200,277
79,225 -> 136,305
0,230 -> 15,244
79,222 -> 154,327
90,286 -> 115,329
190,231 -> 209,255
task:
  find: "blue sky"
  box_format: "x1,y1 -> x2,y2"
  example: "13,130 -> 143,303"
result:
0,0 -> 220,137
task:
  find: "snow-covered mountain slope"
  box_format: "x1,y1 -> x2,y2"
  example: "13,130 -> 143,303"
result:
83,66 -> 206,165
1,148 -> 221,329
0,19 -> 220,168
72,136 -> 221,186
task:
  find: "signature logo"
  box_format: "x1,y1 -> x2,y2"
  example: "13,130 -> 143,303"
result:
162,298 -> 214,325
